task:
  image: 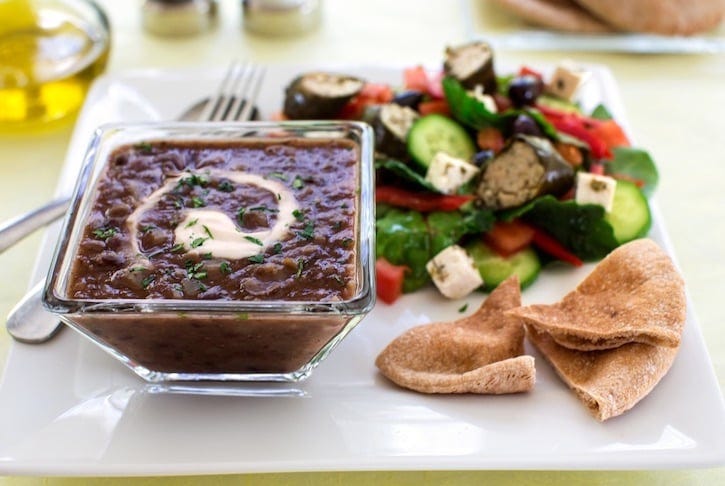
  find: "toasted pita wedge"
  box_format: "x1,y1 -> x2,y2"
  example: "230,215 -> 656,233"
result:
375,276 -> 535,394
508,239 -> 686,351
527,324 -> 678,421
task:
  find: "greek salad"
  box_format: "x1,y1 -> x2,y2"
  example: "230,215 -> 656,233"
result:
279,41 -> 658,305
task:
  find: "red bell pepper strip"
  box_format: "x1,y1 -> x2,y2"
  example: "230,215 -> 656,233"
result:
375,258 -> 407,305
376,186 -> 474,212
531,227 -> 583,267
418,99 -> 451,117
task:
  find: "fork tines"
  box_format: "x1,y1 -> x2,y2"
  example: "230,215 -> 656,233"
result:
199,61 -> 266,122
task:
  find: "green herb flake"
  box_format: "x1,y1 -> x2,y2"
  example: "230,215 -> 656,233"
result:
248,254 -> 265,264
140,224 -> 155,233
203,225 -> 214,239
272,242 -> 282,254
220,261 -> 232,275
178,173 -> 209,189
295,258 -> 305,278
292,176 -> 305,189
141,275 -> 155,289
267,172 -> 288,182
92,227 -> 117,241
341,238 -> 353,248
333,275 -> 345,286
236,207 -> 246,223
185,218 -> 199,228
130,266 -> 147,273
134,142 -> 153,154
458,303 -> 469,313
244,235 -> 264,246
292,209 -> 304,221
201,252 -> 213,260
171,243 -> 186,253
250,205 -> 279,213
218,180 -> 234,192
190,237 -> 207,248
298,220 -> 315,240
191,196 -> 206,208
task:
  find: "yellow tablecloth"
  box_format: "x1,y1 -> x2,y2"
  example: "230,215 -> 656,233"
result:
1,0 -> 723,484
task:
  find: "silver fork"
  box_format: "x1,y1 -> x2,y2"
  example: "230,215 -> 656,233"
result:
0,61 -> 265,255
4,62 -> 266,344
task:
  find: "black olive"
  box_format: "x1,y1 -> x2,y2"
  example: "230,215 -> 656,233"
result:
509,114 -> 543,137
392,90 -> 424,110
472,149 -> 495,167
507,75 -> 543,108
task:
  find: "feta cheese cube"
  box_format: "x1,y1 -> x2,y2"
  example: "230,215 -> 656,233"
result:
575,172 -> 617,212
426,245 -> 483,299
546,61 -> 589,101
425,152 -> 480,195
469,85 -> 498,113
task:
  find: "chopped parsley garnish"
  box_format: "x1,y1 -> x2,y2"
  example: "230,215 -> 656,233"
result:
220,261 -> 232,275
191,196 -> 206,208
298,220 -> 315,240
333,275 -> 345,286
292,176 -> 305,189
141,275 -> 155,289
185,261 -> 207,280
134,142 -> 153,154
140,224 -> 155,233
272,242 -> 282,254
267,171 -> 287,181
295,258 -> 305,278
341,238 -> 353,248
244,236 -> 264,246
236,207 -> 246,224
92,227 -> 117,241
292,209 -> 304,221
185,218 -> 198,228
201,252 -> 213,260
341,203 -> 349,209
248,254 -> 264,264
458,303 -> 469,313
190,237 -> 208,248
178,173 -> 209,189
249,205 -> 279,213
130,266 -> 147,273
171,243 -> 186,253
218,180 -> 234,192
203,225 -> 214,239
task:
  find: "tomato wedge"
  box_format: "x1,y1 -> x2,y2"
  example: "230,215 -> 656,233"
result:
418,99 -> 451,117
484,220 -> 535,257
376,186 -> 474,212
376,258 -> 407,305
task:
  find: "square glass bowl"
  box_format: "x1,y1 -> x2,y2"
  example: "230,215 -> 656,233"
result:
43,121 -> 376,382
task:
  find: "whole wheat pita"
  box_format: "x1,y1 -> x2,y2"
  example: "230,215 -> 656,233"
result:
526,324 -> 679,421
508,239 -> 686,351
375,276 -> 535,394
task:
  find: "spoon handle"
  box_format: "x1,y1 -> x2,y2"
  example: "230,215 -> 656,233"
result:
6,279 -> 63,344
0,197 -> 70,254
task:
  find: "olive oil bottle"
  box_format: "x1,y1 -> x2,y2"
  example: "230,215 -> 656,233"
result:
0,0 -> 110,129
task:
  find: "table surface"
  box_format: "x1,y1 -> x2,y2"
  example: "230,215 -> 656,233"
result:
1,0 -> 724,484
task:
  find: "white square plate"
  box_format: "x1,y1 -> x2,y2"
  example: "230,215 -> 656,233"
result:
1,64 -> 724,476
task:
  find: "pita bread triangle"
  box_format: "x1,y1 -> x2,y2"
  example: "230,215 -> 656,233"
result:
375,276 -> 535,394
508,239 -> 686,351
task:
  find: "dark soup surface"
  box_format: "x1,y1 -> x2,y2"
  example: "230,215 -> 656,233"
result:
68,138 -> 360,302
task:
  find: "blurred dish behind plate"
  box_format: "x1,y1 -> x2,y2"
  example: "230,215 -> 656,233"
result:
463,0 -> 725,53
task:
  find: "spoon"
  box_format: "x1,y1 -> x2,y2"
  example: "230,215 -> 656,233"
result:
5,279 -> 63,344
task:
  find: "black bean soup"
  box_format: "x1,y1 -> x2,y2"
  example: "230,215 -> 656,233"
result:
69,138 -> 359,302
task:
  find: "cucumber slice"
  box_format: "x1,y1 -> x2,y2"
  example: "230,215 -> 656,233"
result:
407,114 -> 476,170
605,180 -> 651,244
536,94 -> 581,114
465,241 -> 541,291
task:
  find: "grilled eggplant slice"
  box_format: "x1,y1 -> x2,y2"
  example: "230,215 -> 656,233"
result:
476,135 -> 575,210
283,72 -> 364,119
374,103 -> 419,159
444,41 -> 497,94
